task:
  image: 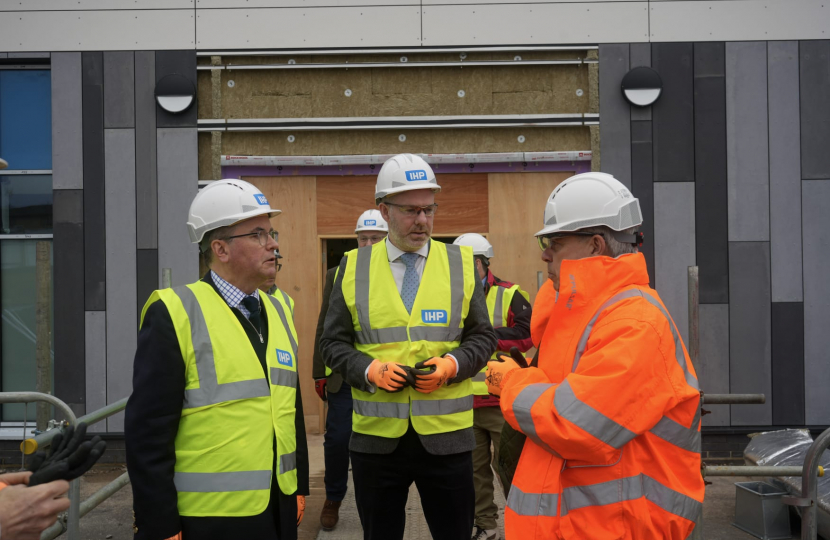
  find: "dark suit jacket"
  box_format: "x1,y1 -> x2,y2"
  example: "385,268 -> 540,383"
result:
320,240 -> 497,456
312,267 -> 344,393
125,273 -> 309,540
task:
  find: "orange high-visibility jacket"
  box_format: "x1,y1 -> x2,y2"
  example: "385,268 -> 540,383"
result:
500,253 -> 703,540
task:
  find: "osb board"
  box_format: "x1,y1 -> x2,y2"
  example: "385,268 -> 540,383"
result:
487,172 -> 572,307
197,70 -> 213,118
244,176 -> 320,419
220,126 -> 591,157
315,174 -> 488,235
198,131 -> 213,180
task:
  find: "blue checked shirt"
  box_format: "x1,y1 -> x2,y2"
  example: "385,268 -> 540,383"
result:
211,270 -> 259,319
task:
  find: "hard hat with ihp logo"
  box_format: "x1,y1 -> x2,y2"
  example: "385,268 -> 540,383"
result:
355,209 -> 388,233
453,233 -> 494,259
536,172 -> 643,245
375,153 -> 441,204
187,179 -> 282,244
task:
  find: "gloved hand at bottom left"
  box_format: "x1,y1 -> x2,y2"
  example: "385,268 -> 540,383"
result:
27,422 -> 107,487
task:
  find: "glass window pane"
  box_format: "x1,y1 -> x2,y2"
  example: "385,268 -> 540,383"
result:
0,174 -> 52,234
1,240 -> 53,421
0,70 -> 52,170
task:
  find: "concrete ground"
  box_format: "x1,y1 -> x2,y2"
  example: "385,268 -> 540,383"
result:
1,435 -> 800,539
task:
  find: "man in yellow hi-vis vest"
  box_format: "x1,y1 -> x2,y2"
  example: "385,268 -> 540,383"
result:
453,233 -> 532,540
321,154 -> 497,540
125,179 -> 309,540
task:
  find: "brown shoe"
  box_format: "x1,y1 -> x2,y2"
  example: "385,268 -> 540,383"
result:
320,499 -> 341,530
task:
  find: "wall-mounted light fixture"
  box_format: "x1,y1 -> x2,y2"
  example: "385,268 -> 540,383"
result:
621,66 -> 662,107
155,74 -> 196,114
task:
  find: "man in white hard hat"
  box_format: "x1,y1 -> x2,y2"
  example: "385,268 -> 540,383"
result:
452,233 -> 532,540
485,172 -> 703,539
126,179 -> 309,540
312,209 -> 388,531
321,154 -> 497,540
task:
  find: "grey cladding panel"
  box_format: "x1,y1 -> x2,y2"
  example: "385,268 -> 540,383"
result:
653,182 -> 695,347
85,311 -> 107,434
51,53 -> 83,190
136,249 -> 159,325
771,302 -> 804,426
803,181 -> 830,425
630,121 -> 654,287
104,51 -> 135,129
652,43 -> 695,183
693,42 -> 729,304
800,41 -> 830,180
599,44 -> 631,188
768,41 -> 803,302
629,43 -> 652,122
726,42 -> 770,242
728,242 -> 772,425
699,304 -> 729,426
155,50 -> 197,128
104,129 -> 137,432
136,51 -> 158,249
83,52 -> 106,311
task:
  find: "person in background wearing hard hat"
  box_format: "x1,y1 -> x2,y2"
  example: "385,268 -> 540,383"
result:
452,233 -> 532,540
312,209 -> 388,531
485,173 -> 704,540
320,154 -> 497,540
125,179 -> 309,540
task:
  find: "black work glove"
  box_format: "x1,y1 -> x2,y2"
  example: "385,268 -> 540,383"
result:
27,422 -> 107,486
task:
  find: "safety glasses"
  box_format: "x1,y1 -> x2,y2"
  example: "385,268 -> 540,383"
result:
536,231 -> 601,251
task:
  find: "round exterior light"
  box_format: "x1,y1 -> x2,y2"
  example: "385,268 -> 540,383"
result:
155,74 -> 196,114
621,66 -> 663,107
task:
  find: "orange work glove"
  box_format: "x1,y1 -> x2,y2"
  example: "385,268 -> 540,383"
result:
163,533 -> 182,540
412,356 -> 457,394
297,494 -> 306,526
485,347 -> 529,397
367,359 -> 410,392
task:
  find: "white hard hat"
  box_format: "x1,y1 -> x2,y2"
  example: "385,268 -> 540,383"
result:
355,209 -> 388,233
0,158 -> 7,170
535,172 -> 642,237
453,233 -> 494,259
187,179 -> 282,244
375,153 -> 441,204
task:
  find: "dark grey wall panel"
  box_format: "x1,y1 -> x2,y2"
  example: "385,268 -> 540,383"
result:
726,42 -> 770,242
104,129 -> 137,433
155,50 -> 197,128
103,51 -> 135,129
629,43 -> 652,122
599,44 -> 631,188
651,43 -> 695,183
693,42 -> 729,304
82,52 -> 106,311
630,120 -> 654,286
137,249 -> 159,325
51,53 -> 84,190
53,189 -> 85,411
699,304 -> 730,426
85,311 -> 106,434
800,41 -> 830,180
653,182 -> 696,346
771,302 -> 804,426
135,51 -> 158,250
803,180 -> 830,425
768,42 -> 803,303
729,241 -> 772,425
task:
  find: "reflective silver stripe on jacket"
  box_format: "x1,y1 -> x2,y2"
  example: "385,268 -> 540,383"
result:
506,484 -> 559,517
560,473 -> 701,524
472,372 -> 487,382
513,383 -> 562,458
270,367 -> 298,389
353,243 -> 466,345
279,451 -> 297,474
174,470 -> 271,493
650,408 -> 701,453
555,379 -> 637,448
492,285 -> 506,328
263,293 -> 298,357
571,289 -> 643,372
279,289 -> 294,318
411,395 -> 473,416
177,286 -> 271,409
353,399 -> 409,419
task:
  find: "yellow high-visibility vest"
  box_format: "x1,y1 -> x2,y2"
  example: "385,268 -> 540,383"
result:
339,240 -> 476,437
140,281 -> 299,517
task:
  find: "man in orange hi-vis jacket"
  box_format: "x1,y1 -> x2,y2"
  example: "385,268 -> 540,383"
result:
485,172 -> 704,540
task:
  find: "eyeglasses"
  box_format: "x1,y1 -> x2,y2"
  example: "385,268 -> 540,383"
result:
225,229 -> 279,247
358,235 -> 387,243
537,231 -> 602,251
384,202 -> 438,217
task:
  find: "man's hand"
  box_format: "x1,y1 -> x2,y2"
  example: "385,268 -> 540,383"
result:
314,378 -> 327,401
297,494 -> 306,526
367,359 -> 412,392
0,475 -> 70,540
412,356 -> 457,394
485,347 -> 529,396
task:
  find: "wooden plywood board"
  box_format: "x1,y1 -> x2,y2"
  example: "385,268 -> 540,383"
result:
316,176 -> 377,235
198,131 -> 213,180
245,176 -> 320,423
488,172 -> 572,307
434,174 -> 488,234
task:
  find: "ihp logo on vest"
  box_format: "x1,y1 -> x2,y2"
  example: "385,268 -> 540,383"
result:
421,310 -> 447,323
364,219 -> 377,226
254,194 -> 269,205
405,170 -> 427,182
276,349 -> 293,367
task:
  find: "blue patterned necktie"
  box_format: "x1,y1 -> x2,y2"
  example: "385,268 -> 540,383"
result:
400,252 -> 421,314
